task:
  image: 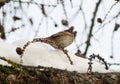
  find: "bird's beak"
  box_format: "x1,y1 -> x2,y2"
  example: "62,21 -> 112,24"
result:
73,31 -> 77,39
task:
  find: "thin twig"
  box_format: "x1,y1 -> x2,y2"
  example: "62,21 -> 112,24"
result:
83,0 -> 102,56
87,54 -> 109,74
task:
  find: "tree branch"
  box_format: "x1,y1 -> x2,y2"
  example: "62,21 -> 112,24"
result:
83,0 -> 102,56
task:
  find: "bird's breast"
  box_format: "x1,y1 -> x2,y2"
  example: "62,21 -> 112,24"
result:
55,34 -> 74,48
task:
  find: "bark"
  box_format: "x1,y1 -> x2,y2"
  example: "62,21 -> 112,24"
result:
0,65 -> 119,84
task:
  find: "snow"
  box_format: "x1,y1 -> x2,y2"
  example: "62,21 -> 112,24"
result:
0,41 -> 20,65
0,40 -> 116,73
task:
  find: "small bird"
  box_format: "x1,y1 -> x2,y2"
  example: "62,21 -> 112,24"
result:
45,26 -> 76,49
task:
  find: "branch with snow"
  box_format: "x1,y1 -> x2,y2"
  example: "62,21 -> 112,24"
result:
16,38 -> 73,65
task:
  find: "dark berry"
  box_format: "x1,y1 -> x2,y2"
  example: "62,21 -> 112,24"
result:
61,19 -> 68,26
16,47 -> 23,55
97,18 -> 102,23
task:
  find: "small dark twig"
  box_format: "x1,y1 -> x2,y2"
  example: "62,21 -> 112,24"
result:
0,56 -> 18,67
20,38 -> 57,58
87,54 -> 109,75
62,49 -> 73,65
60,0 -> 68,23
12,0 -> 57,7
108,63 -> 120,66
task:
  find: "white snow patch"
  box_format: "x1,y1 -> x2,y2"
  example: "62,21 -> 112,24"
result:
0,40 -> 117,73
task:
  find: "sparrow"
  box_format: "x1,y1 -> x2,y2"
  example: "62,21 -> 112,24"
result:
44,26 -> 76,49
